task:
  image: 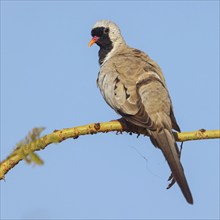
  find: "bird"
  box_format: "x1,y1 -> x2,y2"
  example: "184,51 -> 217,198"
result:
88,20 -> 193,204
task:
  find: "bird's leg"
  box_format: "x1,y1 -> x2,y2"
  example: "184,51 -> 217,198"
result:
116,118 -> 150,136
112,118 -> 136,133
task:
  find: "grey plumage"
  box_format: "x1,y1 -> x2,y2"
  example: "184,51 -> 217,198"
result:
89,20 -> 193,204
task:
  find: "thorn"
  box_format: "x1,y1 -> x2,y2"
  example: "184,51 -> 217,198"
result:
94,123 -> 100,131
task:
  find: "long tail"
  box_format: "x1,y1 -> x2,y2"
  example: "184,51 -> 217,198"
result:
150,128 -> 193,204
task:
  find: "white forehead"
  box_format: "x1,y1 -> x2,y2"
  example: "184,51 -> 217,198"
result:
92,20 -> 121,34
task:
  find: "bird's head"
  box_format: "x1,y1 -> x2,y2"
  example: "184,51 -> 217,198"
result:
89,20 -> 125,48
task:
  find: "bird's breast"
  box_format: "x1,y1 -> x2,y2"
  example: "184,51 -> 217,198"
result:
97,69 -> 121,111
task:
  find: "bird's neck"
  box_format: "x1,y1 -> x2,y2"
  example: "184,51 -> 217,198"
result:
98,44 -> 113,65
98,39 -> 126,65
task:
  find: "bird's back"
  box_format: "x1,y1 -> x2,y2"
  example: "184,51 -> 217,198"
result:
98,46 -> 179,131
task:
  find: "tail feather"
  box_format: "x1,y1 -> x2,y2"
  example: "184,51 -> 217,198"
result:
151,128 -> 193,204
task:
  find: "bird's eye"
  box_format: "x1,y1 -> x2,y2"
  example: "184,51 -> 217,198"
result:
104,28 -> 109,34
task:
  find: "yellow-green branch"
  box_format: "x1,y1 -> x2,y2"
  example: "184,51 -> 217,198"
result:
0,120 -> 219,180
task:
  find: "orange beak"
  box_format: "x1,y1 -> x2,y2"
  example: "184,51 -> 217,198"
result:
88,36 -> 100,47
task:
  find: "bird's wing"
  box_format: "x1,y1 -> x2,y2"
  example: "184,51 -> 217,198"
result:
99,48 -> 168,129
99,47 -> 181,131
98,49 -> 158,130
114,48 -> 180,132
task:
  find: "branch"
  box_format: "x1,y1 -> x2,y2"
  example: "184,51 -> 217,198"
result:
1,120 -> 219,180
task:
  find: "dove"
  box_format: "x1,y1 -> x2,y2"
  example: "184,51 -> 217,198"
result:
89,20 -> 193,204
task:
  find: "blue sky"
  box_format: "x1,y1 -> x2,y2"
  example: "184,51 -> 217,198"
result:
1,1 -> 219,219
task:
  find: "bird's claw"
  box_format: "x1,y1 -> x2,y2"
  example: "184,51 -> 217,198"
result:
167,173 -> 176,189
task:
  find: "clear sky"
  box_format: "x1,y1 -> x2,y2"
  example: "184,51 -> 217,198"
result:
1,1 -> 219,219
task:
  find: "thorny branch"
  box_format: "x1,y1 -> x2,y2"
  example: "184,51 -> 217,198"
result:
0,120 -> 219,180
